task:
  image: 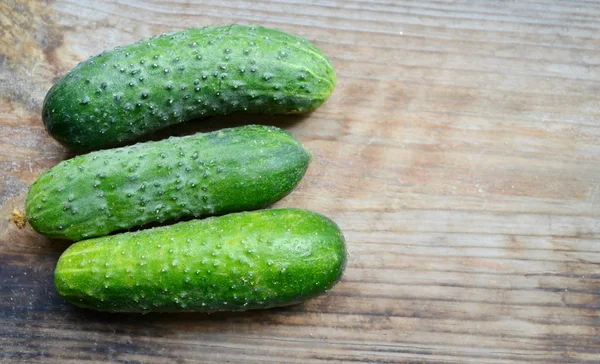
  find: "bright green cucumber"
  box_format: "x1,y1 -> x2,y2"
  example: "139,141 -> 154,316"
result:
54,208 -> 346,313
26,125 -> 310,241
43,24 -> 336,150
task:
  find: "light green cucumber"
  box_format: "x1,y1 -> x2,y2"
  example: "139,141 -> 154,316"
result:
26,125 -> 310,241
43,24 -> 336,150
54,208 -> 346,313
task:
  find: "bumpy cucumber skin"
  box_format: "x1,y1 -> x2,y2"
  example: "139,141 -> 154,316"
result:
26,125 -> 311,241
43,24 -> 336,151
54,208 -> 346,313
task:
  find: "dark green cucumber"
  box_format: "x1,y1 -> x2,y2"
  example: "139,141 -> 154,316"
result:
43,24 -> 336,150
54,208 -> 346,313
26,125 -> 311,241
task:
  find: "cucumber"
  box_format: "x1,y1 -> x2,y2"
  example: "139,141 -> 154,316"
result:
54,208 -> 346,313
26,125 -> 311,241
42,24 -> 336,150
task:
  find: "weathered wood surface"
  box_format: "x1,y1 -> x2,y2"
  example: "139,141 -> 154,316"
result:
1,0 -> 599,362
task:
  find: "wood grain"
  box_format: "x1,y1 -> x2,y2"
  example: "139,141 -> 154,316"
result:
1,0 -> 599,362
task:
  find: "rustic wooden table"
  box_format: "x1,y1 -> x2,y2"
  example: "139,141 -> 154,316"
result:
1,1 -> 599,363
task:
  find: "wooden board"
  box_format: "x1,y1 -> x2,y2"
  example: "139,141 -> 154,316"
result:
1,0 -> 599,362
